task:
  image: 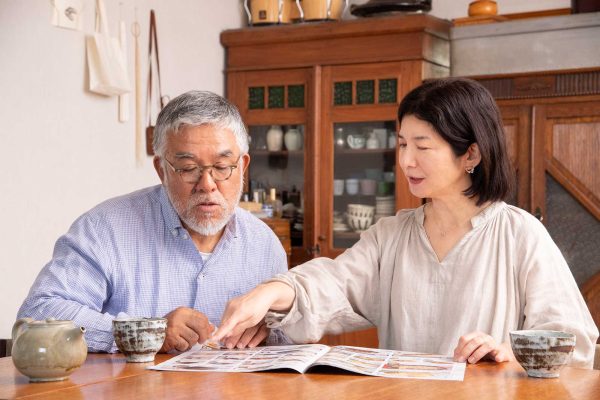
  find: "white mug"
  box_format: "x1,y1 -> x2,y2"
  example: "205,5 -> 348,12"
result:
345,179 -> 359,195
333,179 -> 344,196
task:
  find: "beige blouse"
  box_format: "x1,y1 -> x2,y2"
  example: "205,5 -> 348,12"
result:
267,202 -> 599,368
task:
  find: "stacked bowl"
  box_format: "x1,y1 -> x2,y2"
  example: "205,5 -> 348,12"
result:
347,204 -> 375,232
374,196 -> 395,222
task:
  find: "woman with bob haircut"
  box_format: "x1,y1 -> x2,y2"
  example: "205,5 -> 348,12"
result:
214,78 -> 598,368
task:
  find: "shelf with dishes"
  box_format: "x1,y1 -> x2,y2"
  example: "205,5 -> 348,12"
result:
334,148 -> 395,155
250,150 -> 304,157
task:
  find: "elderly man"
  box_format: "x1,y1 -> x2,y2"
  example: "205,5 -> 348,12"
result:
18,91 -> 288,352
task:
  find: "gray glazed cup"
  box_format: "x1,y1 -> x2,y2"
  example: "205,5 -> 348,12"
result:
113,317 -> 167,363
509,330 -> 575,378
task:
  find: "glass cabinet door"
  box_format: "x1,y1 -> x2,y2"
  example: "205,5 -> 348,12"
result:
247,124 -> 306,251
332,121 -> 397,249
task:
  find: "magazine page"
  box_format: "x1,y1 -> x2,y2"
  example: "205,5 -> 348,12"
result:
312,346 -> 466,381
149,344 -> 330,374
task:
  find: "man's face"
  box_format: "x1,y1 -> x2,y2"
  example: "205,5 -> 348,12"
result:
154,124 -> 249,236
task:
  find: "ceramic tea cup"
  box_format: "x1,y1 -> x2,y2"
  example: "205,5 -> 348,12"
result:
509,330 -> 575,378
345,179 -> 359,195
346,134 -> 366,149
333,179 -> 344,196
113,318 -> 167,363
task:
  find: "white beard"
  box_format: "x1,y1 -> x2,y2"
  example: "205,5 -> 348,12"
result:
166,173 -> 243,236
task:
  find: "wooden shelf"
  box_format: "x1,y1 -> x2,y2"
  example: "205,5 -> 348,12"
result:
333,231 -> 360,239
250,150 -> 304,156
335,148 -> 395,155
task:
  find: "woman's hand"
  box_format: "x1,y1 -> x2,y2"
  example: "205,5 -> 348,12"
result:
453,331 -> 514,364
212,281 -> 295,348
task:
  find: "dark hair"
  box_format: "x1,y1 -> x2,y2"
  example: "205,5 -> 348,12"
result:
397,77 -> 514,205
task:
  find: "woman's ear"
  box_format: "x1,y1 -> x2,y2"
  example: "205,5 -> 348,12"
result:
465,143 -> 482,170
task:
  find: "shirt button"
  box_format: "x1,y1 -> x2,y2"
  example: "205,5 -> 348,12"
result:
182,234 -> 188,239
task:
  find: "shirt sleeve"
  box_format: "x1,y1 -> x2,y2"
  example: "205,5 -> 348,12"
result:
17,213 -> 119,352
265,224 -> 381,344
517,217 -> 599,368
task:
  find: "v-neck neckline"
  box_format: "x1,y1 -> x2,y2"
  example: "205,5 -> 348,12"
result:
415,202 -> 504,264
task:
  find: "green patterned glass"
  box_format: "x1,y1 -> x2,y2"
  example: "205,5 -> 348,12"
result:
333,82 -> 353,106
248,87 -> 265,109
356,80 -> 375,104
287,85 -> 305,108
268,86 -> 285,109
379,79 -> 397,103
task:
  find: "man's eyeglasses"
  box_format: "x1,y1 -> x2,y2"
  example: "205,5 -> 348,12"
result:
163,156 -> 240,183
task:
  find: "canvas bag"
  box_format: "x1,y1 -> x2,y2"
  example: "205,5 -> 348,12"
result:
86,0 -> 131,96
145,10 -> 168,155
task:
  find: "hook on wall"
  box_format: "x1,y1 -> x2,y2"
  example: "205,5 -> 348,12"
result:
51,0 -> 83,31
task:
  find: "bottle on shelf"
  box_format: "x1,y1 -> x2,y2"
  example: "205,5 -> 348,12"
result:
265,188 -> 283,218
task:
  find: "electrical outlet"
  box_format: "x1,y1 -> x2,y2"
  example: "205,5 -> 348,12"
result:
51,0 -> 83,31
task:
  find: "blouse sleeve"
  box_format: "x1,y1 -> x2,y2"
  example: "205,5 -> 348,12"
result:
265,223 -> 383,344
516,215 -> 599,368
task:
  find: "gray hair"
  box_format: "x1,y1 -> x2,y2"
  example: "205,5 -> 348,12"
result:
153,90 -> 249,157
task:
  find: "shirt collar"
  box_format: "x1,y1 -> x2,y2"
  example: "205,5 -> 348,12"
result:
415,201 -> 505,228
158,185 -> 240,239
158,185 -> 184,236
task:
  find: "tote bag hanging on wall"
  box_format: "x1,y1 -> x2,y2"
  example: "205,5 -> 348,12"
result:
86,0 -> 131,96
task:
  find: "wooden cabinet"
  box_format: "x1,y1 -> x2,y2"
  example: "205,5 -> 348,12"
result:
261,218 -> 292,266
221,15 -> 451,347
475,69 -> 600,291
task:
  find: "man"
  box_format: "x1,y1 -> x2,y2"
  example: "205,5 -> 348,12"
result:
18,91 -> 288,352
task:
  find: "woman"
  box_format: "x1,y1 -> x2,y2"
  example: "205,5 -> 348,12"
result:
214,78 -> 598,367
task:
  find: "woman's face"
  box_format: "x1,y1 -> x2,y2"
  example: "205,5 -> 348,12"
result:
397,115 -> 472,201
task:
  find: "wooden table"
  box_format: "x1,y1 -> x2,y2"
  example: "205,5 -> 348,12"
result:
1,354 -> 599,399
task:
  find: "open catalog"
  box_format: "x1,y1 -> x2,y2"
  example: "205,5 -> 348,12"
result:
150,344 -> 466,381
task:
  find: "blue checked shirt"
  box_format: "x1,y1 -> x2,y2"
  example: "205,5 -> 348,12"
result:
18,185 -> 288,352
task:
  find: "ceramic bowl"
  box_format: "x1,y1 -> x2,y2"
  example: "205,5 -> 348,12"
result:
347,204 -> 374,232
113,318 -> 167,363
509,330 -> 575,378
468,0 -> 497,17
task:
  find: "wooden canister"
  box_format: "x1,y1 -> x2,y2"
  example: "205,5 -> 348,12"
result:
300,0 -> 346,21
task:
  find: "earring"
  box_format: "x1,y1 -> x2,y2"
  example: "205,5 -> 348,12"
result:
466,166 -> 475,174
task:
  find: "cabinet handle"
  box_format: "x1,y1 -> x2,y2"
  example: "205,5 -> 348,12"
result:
307,244 -> 320,256
534,206 -> 544,222
318,235 -> 326,241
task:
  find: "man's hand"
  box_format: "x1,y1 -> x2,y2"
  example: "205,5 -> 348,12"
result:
212,282 -> 295,345
160,307 -> 213,353
453,331 -> 514,364
222,320 -> 270,349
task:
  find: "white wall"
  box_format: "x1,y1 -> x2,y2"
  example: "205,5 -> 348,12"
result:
0,0 -> 243,338
0,0 -> 571,338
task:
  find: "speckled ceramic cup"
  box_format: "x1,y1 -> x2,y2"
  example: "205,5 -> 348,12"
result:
509,330 -> 575,378
113,318 -> 167,363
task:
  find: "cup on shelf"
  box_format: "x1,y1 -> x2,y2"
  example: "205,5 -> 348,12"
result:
383,171 -> 395,182
360,179 -> 376,195
333,179 -> 344,196
346,204 -> 375,232
373,128 -> 388,149
388,133 -> 397,149
346,134 -> 366,149
377,181 -> 394,196
345,179 -> 359,195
